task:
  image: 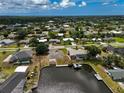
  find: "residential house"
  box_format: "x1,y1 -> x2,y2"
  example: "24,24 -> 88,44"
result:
49,39 -> 60,44
108,69 -> 124,81
67,48 -> 88,61
63,38 -> 74,42
0,39 -> 15,46
3,50 -> 33,64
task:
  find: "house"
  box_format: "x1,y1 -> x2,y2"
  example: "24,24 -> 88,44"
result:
8,33 -> 17,39
114,48 -> 124,56
57,33 -> 64,37
103,45 -> 114,52
67,48 -> 88,60
49,39 -> 60,44
108,69 -> 124,81
38,39 -> 47,43
110,30 -> 122,34
0,39 -> 15,46
81,38 -> 89,42
63,38 -> 74,42
19,40 -> 29,44
63,24 -> 70,28
3,50 -> 33,64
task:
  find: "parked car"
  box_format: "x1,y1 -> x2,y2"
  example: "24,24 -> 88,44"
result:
73,63 -> 82,70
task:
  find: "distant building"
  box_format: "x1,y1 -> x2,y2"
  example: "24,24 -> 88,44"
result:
38,39 -> 47,43
63,38 -> 74,42
57,33 -> 64,37
49,39 -> 60,44
0,39 -> 15,46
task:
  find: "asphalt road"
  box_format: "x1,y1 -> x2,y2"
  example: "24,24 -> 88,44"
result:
0,72 -> 26,93
33,66 -> 112,93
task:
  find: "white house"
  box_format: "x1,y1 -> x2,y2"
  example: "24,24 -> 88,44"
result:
63,38 -> 74,42
57,33 -> 64,37
38,39 -> 47,43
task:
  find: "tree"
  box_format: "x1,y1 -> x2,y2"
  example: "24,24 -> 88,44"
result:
3,31 -> 9,38
104,54 -> 124,68
48,32 -> 57,39
86,45 -> 101,58
35,43 -> 49,55
29,37 -> 39,47
17,30 -> 27,40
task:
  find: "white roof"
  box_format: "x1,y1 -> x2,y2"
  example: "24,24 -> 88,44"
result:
92,38 -> 96,41
58,33 -> 64,36
38,39 -> 47,42
15,66 -> 29,72
67,48 -> 88,56
63,38 -> 74,41
110,30 -> 122,34
63,24 -> 69,28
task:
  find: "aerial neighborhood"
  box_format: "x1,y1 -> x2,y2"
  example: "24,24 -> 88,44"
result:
0,16 -> 124,93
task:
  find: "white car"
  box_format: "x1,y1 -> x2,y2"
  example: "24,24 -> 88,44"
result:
73,64 -> 82,69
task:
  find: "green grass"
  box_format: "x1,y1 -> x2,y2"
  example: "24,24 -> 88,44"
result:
113,37 -> 124,43
60,48 -> 68,55
0,51 -> 16,80
2,44 -> 24,48
84,62 -> 124,93
0,52 -> 13,65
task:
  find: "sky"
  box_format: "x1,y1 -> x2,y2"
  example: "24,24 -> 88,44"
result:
0,0 -> 124,16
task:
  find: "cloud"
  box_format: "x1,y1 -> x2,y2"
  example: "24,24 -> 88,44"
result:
113,4 -> 118,6
0,0 -> 78,10
102,2 -> 109,5
79,1 -> 87,7
60,0 -> 76,8
31,0 -> 50,5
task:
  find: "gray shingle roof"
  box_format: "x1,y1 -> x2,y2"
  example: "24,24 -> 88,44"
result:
108,69 -> 124,80
10,50 -> 33,62
0,39 -> 15,45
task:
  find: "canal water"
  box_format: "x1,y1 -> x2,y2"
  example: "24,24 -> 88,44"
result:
33,65 -> 112,93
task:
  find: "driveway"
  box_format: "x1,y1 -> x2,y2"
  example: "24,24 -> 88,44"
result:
0,72 -> 26,93
33,65 -> 112,93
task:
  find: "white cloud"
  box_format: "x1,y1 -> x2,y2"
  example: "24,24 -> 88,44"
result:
0,2 -> 2,6
113,4 -> 118,6
60,0 -> 76,8
0,0 -> 78,10
79,1 -> 87,7
31,0 -> 50,5
102,2 -> 109,5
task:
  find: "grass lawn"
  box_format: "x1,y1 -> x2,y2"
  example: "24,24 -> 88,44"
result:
84,62 -> 124,93
113,37 -> 124,43
1,44 -> 24,48
0,51 -> 16,80
60,48 -> 68,55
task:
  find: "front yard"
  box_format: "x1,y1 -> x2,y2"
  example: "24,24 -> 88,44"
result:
0,51 -> 16,83
113,37 -> 124,43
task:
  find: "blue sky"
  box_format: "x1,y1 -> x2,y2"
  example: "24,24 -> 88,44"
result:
0,0 -> 124,16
